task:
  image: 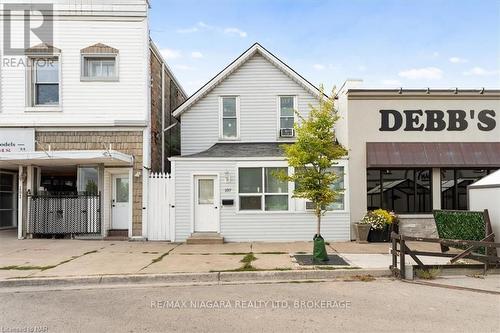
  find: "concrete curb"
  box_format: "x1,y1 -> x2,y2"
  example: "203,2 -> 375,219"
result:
0,269 -> 391,289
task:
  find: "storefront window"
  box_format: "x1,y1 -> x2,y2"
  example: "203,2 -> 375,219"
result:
441,169 -> 497,210
367,168 -> 431,214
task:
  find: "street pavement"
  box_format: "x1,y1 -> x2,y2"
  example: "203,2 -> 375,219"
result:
0,278 -> 499,333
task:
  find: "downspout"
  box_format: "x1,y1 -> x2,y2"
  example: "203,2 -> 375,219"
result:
161,63 -> 165,173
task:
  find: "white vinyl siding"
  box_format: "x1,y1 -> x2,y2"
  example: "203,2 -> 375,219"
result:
0,18 -> 148,125
172,158 -> 350,242
180,53 -> 319,155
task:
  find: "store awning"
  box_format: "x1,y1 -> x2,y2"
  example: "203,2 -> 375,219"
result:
366,142 -> 500,168
0,150 -> 133,169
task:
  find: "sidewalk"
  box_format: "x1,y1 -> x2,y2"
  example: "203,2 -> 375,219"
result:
0,229 -> 447,282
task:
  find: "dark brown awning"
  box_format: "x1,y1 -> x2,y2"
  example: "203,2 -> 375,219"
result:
366,142 -> 500,168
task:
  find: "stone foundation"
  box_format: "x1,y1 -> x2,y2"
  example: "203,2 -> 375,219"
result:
399,216 -> 438,238
35,130 -> 144,236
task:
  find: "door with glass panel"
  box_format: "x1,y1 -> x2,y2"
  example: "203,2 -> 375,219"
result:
194,175 -> 218,232
0,172 -> 17,229
112,175 -> 130,229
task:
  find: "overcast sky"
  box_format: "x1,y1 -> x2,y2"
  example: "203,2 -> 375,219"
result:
150,0 -> 500,94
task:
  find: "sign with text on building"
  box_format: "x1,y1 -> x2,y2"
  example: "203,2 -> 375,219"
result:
0,128 -> 35,153
379,109 -> 497,132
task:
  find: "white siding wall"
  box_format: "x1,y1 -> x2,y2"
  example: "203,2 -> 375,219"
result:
173,159 -> 351,242
0,10 -> 148,126
180,53 -> 319,155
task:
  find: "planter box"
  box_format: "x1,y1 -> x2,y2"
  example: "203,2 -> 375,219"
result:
368,224 -> 399,243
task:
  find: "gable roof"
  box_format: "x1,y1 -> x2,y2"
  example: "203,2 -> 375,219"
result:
172,42 -> 325,118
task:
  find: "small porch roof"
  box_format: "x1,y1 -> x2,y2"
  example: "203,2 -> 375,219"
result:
0,150 -> 133,169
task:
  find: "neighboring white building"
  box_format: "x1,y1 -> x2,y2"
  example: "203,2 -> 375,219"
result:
170,43 -> 350,242
468,170 -> 500,240
0,1 -> 185,239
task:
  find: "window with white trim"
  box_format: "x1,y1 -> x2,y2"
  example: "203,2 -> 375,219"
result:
239,167 -> 288,211
303,166 -> 345,211
30,57 -> 59,106
82,55 -> 117,80
279,96 -> 295,136
221,96 -> 239,139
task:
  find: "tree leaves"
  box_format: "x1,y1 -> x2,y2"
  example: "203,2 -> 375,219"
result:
278,86 -> 348,218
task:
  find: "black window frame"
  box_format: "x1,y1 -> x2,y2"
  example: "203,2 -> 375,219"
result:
440,168 -> 497,210
367,168 -> 433,214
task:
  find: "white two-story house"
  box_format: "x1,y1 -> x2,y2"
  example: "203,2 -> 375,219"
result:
0,1 -> 185,240
170,43 -> 350,242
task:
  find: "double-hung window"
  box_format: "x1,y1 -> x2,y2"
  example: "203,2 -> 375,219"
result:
279,96 -> 295,137
82,56 -> 117,80
31,57 -> 59,106
220,96 -> 239,139
239,167 -> 288,211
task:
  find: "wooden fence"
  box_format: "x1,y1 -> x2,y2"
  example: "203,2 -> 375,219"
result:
390,232 -> 500,279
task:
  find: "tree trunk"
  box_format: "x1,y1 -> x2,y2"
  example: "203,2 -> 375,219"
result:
316,210 -> 321,236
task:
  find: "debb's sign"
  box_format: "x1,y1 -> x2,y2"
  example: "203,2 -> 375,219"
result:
379,109 -> 496,132
0,128 -> 35,153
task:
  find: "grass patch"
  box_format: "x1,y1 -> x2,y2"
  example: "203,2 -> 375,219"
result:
0,265 -> 56,271
151,252 -> 170,264
240,253 -> 257,264
344,274 -> 376,282
415,267 -> 441,280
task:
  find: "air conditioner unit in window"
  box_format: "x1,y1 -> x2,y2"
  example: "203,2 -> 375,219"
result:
280,128 -> 295,137
305,201 -> 316,210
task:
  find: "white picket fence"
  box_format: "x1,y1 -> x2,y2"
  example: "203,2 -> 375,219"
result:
147,172 -> 174,241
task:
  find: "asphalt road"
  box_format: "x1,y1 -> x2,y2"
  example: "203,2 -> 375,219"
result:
1,279 -> 499,333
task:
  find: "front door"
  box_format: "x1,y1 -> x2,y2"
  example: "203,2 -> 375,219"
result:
112,174 -> 129,229
194,175 -> 218,232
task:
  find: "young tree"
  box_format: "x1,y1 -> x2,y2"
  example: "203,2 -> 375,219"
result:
278,86 -> 347,261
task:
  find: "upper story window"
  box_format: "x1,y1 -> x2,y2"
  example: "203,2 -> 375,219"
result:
220,96 -> 239,139
279,96 -> 295,138
80,43 -> 119,81
32,58 -> 60,106
25,43 -> 61,108
82,56 -> 117,80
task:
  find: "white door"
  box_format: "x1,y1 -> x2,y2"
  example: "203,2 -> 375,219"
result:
112,174 -> 129,229
194,175 -> 218,232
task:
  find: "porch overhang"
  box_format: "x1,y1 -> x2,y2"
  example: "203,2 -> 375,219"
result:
0,150 -> 133,169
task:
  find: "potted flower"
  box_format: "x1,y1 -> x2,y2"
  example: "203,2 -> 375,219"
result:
355,214 -> 374,243
368,209 -> 399,242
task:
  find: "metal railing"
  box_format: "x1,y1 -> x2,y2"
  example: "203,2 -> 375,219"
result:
28,192 -> 101,236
